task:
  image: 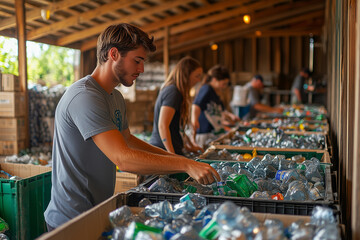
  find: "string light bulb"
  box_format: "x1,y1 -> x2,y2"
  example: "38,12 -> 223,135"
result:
41,9 -> 51,21
243,14 -> 251,24
210,42 -> 218,51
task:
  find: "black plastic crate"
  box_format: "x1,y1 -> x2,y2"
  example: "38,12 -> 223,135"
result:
127,164 -> 335,216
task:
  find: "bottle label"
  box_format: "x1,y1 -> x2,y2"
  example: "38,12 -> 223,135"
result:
275,170 -> 290,181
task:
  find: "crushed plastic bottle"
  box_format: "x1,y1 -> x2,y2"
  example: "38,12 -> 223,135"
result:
310,206 -> 336,226
139,198 -> 152,208
172,200 -> 196,217
148,178 -> 175,193
226,174 -> 258,197
145,200 -> 173,221
124,222 -> 162,240
109,206 -> 133,228
284,181 -> 310,201
250,191 -> 271,200
180,193 -> 207,209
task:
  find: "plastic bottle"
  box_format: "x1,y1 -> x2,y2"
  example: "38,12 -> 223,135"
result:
138,198 -> 152,208
172,200 -> 196,217
198,218 -> 221,240
226,174 -> 258,198
145,200 -> 173,221
124,222 -> 162,240
109,206 -> 133,228
180,193 -> 207,209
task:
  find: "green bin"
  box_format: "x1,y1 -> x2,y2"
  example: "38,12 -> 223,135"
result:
0,163 -> 51,240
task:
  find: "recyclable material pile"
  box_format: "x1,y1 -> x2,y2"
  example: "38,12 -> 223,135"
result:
4,145 -> 52,167
135,153 -> 327,201
239,118 -> 327,132
219,129 -> 325,150
28,84 -> 66,147
102,196 -> 340,240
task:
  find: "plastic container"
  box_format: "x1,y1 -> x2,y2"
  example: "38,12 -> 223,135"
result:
127,164 -> 335,216
0,163 -> 51,240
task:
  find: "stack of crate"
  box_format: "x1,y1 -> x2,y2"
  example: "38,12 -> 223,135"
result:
0,73 -> 26,155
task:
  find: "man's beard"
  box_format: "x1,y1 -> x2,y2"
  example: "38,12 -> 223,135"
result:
115,59 -> 133,87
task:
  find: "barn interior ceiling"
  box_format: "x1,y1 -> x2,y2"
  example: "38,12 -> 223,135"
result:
0,0 -> 324,53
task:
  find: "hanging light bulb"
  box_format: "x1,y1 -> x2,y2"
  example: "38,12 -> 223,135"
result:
209,41 -> 218,51
255,30 -> 262,36
243,15 -> 251,24
41,9 -> 51,21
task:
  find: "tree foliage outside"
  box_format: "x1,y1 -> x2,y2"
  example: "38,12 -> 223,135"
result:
0,36 -> 79,87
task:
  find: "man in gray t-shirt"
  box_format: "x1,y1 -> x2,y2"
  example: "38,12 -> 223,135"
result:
44,23 -> 220,230
291,68 -> 310,104
244,75 -> 283,119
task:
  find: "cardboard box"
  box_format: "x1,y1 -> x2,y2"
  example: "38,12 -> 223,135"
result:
0,140 -> 26,155
0,92 -> 26,117
0,162 -> 51,178
114,171 -> 139,193
1,73 -> 20,91
37,193 -> 333,240
0,117 -> 26,141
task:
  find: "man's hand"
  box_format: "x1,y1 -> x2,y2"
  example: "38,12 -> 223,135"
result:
185,161 -> 220,185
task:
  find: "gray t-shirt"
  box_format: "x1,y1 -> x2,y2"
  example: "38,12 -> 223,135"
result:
44,75 -> 128,228
291,74 -> 306,103
245,82 -> 260,118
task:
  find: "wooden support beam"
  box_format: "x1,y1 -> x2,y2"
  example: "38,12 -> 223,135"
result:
352,0 -> 360,238
283,36 -> 290,75
152,0 -> 290,40
0,0 -> 88,31
163,26 -> 169,79
15,0 -> 29,148
57,0 -> 195,46
27,0 -> 144,40
79,0 -> 287,50
274,37 -> 282,83
155,6 -> 323,56
252,37 -> 257,73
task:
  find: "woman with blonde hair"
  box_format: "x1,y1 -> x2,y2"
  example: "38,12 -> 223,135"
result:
149,56 -> 203,155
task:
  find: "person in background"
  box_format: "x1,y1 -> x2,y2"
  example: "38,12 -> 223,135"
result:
291,67 -> 311,104
245,74 -> 283,119
149,56 -> 204,155
191,65 -> 240,148
44,24 -> 220,231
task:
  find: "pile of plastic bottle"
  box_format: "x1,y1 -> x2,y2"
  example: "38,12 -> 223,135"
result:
240,119 -> 327,132
102,195 -> 340,240
138,153 -> 327,202
3,146 -> 52,167
219,129 -> 326,150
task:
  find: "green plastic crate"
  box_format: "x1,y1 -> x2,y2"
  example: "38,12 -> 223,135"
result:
0,167 -> 51,240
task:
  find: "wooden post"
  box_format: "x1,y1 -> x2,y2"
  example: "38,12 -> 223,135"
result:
351,0 -> 360,238
274,37 -> 281,86
15,0 -> 29,148
252,37 -> 257,73
163,26 -> 169,80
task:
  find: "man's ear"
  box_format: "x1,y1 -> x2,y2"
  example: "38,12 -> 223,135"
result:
109,47 -> 118,60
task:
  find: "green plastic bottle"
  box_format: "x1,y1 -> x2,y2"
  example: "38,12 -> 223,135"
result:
199,218 -> 221,240
124,222 -> 162,240
226,174 -> 258,197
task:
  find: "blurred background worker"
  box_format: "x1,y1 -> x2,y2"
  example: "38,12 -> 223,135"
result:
191,65 -> 240,148
149,56 -> 204,155
243,74 -> 283,119
291,67 -> 311,104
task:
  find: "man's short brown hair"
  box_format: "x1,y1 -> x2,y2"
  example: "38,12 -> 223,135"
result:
96,23 -> 156,65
